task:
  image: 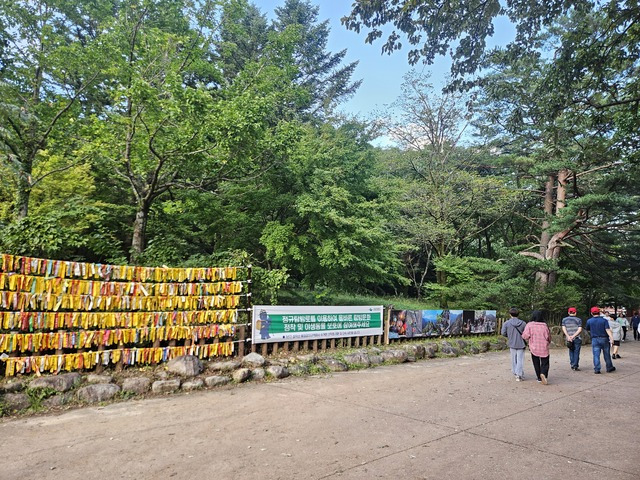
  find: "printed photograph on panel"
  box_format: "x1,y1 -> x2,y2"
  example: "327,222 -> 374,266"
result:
422,310 -> 448,335
461,310 -> 476,334
471,310 -> 498,333
449,310 -> 464,335
389,310 -> 407,338
405,309 -> 423,337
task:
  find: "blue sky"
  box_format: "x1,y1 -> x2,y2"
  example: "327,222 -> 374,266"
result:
260,1 -> 516,121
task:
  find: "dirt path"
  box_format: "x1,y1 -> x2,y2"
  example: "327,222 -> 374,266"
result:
2,341 -> 639,480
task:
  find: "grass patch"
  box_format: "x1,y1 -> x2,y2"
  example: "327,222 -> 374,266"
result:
25,387 -> 58,411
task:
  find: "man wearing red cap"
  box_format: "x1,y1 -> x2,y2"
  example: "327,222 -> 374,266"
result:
561,307 -> 582,370
585,306 -> 615,374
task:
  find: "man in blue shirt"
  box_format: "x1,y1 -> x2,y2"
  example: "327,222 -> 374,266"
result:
585,306 -> 615,374
561,307 -> 582,371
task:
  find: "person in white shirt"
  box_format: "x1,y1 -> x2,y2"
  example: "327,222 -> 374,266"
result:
609,314 -> 623,359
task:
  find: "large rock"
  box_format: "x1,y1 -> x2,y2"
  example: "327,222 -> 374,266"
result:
380,350 -> 409,363
42,393 -> 73,408
368,354 -> 384,365
295,354 -> 318,364
266,366 -> 289,379
152,379 -> 181,394
478,341 -> 491,353
208,360 -> 241,373
455,339 -> 468,350
181,379 -> 204,391
167,355 -> 203,377
76,384 -> 121,403
122,378 -> 151,395
1,393 -> 30,411
440,341 -> 461,356
29,372 -> 82,392
241,353 -> 266,368
322,358 -> 348,372
204,376 -> 231,387
251,368 -> 266,381
425,346 -> 438,358
343,353 -> 371,367
232,368 -> 251,383
87,374 -> 113,384
402,344 -> 426,359
0,380 -> 25,393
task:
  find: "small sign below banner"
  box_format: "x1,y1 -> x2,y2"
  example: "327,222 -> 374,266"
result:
252,305 -> 384,344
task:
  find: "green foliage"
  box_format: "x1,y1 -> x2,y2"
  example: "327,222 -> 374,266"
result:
26,386 -> 58,410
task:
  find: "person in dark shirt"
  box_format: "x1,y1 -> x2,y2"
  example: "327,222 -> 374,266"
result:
631,311 -> 640,341
585,306 -> 615,374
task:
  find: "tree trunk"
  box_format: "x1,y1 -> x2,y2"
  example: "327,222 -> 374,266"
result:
535,173 -> 556,286
16,171 -> 31,219
130,203 -> 150,263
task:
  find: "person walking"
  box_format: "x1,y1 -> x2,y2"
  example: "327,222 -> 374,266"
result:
561,307 -> 582,371
609,313 -> 623,358
501,307 -> 527,381
521,310 -> 551,385
632,311 -> 640,341
585,306 -> 615,374
617,314 -> 629,341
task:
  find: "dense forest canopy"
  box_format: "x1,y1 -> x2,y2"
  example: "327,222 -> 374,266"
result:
1,0 -> 638,312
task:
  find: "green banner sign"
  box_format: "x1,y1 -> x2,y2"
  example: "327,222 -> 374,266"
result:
252,306 -> 383,344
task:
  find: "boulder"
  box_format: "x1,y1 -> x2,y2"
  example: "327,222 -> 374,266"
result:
368,355 -> 384,365
208,360 -> 241,373
440,341 -> 460,356
402,344 -> 426,359
322,358 -> 348,372
167,355 -> 203,377
241,353 -> 266,368
232,368 -> 251,383
251,368 -> 266,381
380,350 -> 409,363
42,393 -> 73,408
204,375 -> 231,387
152,379 -> 181,394
1,393 -> 30,411
266,366 -> 289,379
87,374 -> 113,384
76,384 -> 121,403
425,346 -> 438,358
181,379 -> 204,391
0,380 -> 25,394
478,341 -> 491,353
343,353 -> 371,367
425,342 -> 439,353
295,354 -> 318,364
29,372 -> 82,393
455,339 -> 468,350
122,378 -> 151,395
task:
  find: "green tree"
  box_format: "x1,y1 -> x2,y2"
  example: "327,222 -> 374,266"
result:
259,122 -> 403,292
377,73 -> 516,303
475,10 -> 639,291
273,0 -> 362,119
0,0 -> 109,219
83,0 -> 303,262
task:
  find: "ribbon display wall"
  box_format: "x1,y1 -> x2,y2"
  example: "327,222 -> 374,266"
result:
0,253 -> 250,377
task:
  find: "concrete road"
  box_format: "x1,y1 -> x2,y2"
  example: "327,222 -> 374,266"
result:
2,340 -> 639,480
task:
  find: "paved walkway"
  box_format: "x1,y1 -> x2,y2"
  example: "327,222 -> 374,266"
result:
2,339 -> 639,480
